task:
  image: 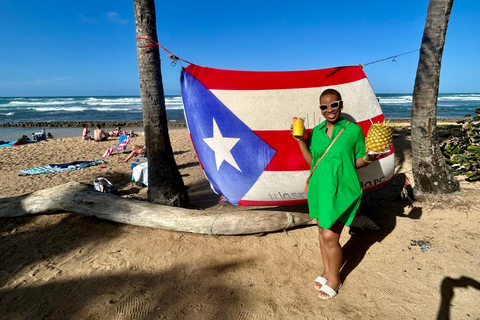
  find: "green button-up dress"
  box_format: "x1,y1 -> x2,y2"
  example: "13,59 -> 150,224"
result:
308,118 -> 366,229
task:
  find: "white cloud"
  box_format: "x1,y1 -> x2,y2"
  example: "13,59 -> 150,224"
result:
106,12 -> 128,25
78,14 -> 99,24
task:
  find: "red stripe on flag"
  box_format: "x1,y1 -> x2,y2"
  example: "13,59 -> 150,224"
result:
185,65 -> 367,90
357,114 -> 385,136
254,130 -> 311,171
254,117 -> 387,171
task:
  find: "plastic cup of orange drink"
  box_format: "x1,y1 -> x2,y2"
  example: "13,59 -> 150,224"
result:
292,117 -> 305,137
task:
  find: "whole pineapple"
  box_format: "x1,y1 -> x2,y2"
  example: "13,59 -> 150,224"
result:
365,120 -> 393,154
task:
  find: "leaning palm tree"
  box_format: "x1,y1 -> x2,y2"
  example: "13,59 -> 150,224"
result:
133,0 -> 189,206
411,0 -> 460,196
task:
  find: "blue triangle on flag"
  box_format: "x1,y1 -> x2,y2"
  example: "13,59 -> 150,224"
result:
181,69 -> 277,205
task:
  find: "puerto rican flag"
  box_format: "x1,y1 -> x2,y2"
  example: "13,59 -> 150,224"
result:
181,64 -> 395,206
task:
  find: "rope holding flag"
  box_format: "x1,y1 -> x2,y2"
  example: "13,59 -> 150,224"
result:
136,37 -> 193,65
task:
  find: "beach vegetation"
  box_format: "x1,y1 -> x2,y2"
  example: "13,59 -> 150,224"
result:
441,120 -> 480,181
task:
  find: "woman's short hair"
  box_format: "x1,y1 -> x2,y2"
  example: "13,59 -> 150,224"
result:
320,89 -> 342,101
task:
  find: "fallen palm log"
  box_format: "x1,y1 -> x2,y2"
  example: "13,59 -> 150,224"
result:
0,182 -> 317,235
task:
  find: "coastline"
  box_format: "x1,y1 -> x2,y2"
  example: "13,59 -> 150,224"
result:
0,121 -> 187,142
0,117 -> 468,128
0,120 -> 187,128
1,118 -> 469,143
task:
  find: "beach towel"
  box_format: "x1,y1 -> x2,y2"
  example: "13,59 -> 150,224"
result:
0,141 -> 15,147
181,64 -> 395,206
19,159 -> 105,176
102,148 -> 113,157
132,162 -> 148,186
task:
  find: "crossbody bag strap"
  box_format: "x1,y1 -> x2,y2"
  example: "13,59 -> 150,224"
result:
305,121 -> 349,185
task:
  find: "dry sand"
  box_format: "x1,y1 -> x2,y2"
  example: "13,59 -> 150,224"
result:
1,127 -> 479,320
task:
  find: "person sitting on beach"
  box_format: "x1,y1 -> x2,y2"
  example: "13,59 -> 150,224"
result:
94,124 -> 108,142
82,124 -> 90,140
12,135 -> 29,146
124,144 -> 146,162
47,132 -> 53,139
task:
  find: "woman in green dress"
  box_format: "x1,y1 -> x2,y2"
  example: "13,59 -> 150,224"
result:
292,88 -> 379,299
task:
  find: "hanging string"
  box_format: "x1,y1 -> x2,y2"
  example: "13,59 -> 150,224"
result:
363,43 -> 449,67
363,48 -> 420,66
136,37 -> 194,66
137,38 -> 442,69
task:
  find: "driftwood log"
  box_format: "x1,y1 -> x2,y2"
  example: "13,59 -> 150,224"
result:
0,182 -> 316,235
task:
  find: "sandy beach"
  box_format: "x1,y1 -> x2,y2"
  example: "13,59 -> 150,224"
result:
1,127 -> 479,319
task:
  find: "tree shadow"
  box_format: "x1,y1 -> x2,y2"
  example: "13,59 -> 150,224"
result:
0,212 -> 256,319
184,178 -> 222,209
178,161 -> 201,170
173,150 -> 189,155
436,276 -> 480,320
340,127 -> 417,281
340,172 -> 421,282
0,214 -> 126,288
0,262 -> 255,320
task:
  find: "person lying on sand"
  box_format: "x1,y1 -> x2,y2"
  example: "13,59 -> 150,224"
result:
94,124 -> 108,142
109,126 -> 125,137
124,145 -> 146,162
12,135 -> 30,146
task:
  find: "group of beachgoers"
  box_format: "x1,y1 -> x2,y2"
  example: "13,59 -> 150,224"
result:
81,124 -> 135,142
0,132 -> 54,147
82,124 -> 145,162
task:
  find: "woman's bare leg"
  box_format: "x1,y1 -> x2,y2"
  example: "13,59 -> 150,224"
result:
315,226 -> 330,290
318,221 -> 344,298
124,151 -> 137,162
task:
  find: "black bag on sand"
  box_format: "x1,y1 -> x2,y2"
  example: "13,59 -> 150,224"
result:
94,177 -> 119,195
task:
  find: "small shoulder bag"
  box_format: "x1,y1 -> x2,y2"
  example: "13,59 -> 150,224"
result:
304,121 -> 349,193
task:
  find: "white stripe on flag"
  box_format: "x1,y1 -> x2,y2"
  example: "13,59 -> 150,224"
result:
210,78 -> 381,130
241,153 -> 395,202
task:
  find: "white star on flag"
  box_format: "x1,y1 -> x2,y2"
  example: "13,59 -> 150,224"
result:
203,118 -> 241,172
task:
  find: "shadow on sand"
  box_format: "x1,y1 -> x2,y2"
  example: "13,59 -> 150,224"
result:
0,213 -> 256,319
436,276 -> 480,320
341,126 -> 418,281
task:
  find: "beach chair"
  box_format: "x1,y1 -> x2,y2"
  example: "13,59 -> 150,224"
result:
114,135 -> 130,151
102,135 -> 131,157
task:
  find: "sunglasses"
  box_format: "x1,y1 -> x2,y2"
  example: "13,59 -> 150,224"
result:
319,100 -> 342,111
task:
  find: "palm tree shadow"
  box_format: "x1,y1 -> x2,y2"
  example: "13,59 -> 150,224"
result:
0,210 -> 256,319
340,172 -> 421,282
0,260 -> 254,319
340,125 -> 414,281
436,276 -> 480,320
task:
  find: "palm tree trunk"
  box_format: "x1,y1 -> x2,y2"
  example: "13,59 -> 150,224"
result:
411,0 -> 459,196
133,0 -> 189,206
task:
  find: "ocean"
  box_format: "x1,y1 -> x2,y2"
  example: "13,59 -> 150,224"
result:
1,93 -> 479,142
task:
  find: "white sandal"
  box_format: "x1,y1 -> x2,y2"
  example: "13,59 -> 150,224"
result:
318,283 -> 342,300
314,276 -> 327,290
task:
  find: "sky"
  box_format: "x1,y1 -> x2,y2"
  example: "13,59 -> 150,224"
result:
0,0 -> 479,97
